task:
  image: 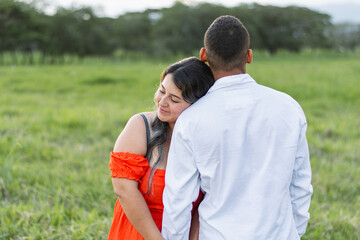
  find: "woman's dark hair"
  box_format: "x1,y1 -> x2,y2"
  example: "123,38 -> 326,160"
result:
146,57 -> 214,193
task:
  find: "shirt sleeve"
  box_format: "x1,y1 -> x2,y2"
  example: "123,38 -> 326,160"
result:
109,152 -> 149,182
290,120 -> 313,237
162,119 -> 201,240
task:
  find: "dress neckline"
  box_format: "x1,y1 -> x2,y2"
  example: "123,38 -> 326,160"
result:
151,167 -> 165,172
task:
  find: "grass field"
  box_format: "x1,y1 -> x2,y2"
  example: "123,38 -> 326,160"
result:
1,53 -> 359,239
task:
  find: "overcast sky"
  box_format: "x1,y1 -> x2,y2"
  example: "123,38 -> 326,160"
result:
28,0 -> 360,23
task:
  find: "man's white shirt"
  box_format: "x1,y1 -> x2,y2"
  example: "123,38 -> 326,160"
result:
162,74 -> 313,240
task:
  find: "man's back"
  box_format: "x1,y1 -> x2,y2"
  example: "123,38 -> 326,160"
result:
162,74 -> 312,240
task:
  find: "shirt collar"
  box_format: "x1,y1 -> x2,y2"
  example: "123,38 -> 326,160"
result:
208,74 -> 256,93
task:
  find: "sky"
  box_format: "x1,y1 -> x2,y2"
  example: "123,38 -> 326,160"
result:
32,0 -> 360,23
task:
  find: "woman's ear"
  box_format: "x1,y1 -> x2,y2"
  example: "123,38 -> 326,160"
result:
200,48 -> 208,62
246,49 -> 253,64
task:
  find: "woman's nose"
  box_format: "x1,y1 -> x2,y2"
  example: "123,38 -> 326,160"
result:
159,96 -> 168,106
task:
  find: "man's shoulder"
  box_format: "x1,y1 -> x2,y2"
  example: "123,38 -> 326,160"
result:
184,92 -> 214,113
176,94 -> 212,127
261,85 -> 307,124
257,84 -> 302,107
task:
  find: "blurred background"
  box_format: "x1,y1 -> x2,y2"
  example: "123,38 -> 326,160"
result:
1,0 -> 359,239
0,0 -> 359,63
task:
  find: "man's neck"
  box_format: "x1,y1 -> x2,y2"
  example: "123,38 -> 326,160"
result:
212,69 -> 245,81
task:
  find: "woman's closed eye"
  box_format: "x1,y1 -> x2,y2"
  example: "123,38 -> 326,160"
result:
170,98 -> 179,103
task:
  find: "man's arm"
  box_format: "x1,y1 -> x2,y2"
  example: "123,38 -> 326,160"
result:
290,121 -> 313,237
162,119 -> 201,240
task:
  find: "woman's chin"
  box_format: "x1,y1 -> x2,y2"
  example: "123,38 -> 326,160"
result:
157,113 -> 166,122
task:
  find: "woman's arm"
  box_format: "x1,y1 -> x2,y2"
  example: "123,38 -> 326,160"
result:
112,114 -> 164,240
189,209 -> 200,240
188,190 -> 204,240
112,178 -> 163,240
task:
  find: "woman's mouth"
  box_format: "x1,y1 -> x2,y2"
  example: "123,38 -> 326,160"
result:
159,107 -> 169,114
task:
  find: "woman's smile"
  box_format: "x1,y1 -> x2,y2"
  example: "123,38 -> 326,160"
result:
159,107 -> 169,114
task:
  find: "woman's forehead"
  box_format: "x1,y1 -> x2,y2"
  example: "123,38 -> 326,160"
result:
162,74 -> 175,88
162,74 -> 182,96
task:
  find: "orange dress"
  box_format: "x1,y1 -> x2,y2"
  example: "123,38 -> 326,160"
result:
108,152 -> 202,240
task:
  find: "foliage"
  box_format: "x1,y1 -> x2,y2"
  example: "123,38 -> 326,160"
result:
248,4 -> 332,53
42,7 -> 116,60
331,23 -> 360,51
0,0 -> 352,64
0,0 -> 45,64
112,11 -> 153,54
0,52 -> 359,239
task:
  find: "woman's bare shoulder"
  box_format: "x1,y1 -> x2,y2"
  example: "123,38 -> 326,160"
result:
139,111 -> 156,123
113,113 -> 153,154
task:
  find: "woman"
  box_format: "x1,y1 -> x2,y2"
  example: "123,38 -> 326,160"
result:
108,57 -> 214,240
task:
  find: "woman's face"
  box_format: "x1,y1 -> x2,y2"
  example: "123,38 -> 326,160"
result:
155,73 -> 191,127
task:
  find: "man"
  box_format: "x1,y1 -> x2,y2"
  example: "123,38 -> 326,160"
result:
162,15 -> 313,240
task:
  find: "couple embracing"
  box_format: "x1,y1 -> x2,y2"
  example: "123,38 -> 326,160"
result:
108,15 -> 313,240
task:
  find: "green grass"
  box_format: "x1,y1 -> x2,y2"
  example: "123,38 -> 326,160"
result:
1,54 -> 359,239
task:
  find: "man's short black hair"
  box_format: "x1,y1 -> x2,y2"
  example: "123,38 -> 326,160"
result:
204,15 -> 250,72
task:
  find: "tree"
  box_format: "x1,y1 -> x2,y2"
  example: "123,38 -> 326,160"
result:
152,2 -> 230,57
0,0 -> 44,64
43,7 -> 116,63
251,4 -> 332,53
331,23 -> 360,51
0,1 -> 339,62
112,11 -> 153,55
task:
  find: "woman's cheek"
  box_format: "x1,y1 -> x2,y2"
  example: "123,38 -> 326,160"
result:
155,93 -> 161,105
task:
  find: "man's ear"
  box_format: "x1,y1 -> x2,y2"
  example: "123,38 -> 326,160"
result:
246,49 -> 253,64
200,47 -> 208,62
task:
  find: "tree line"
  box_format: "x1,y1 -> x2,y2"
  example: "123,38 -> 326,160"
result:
1,0 -> 359,65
